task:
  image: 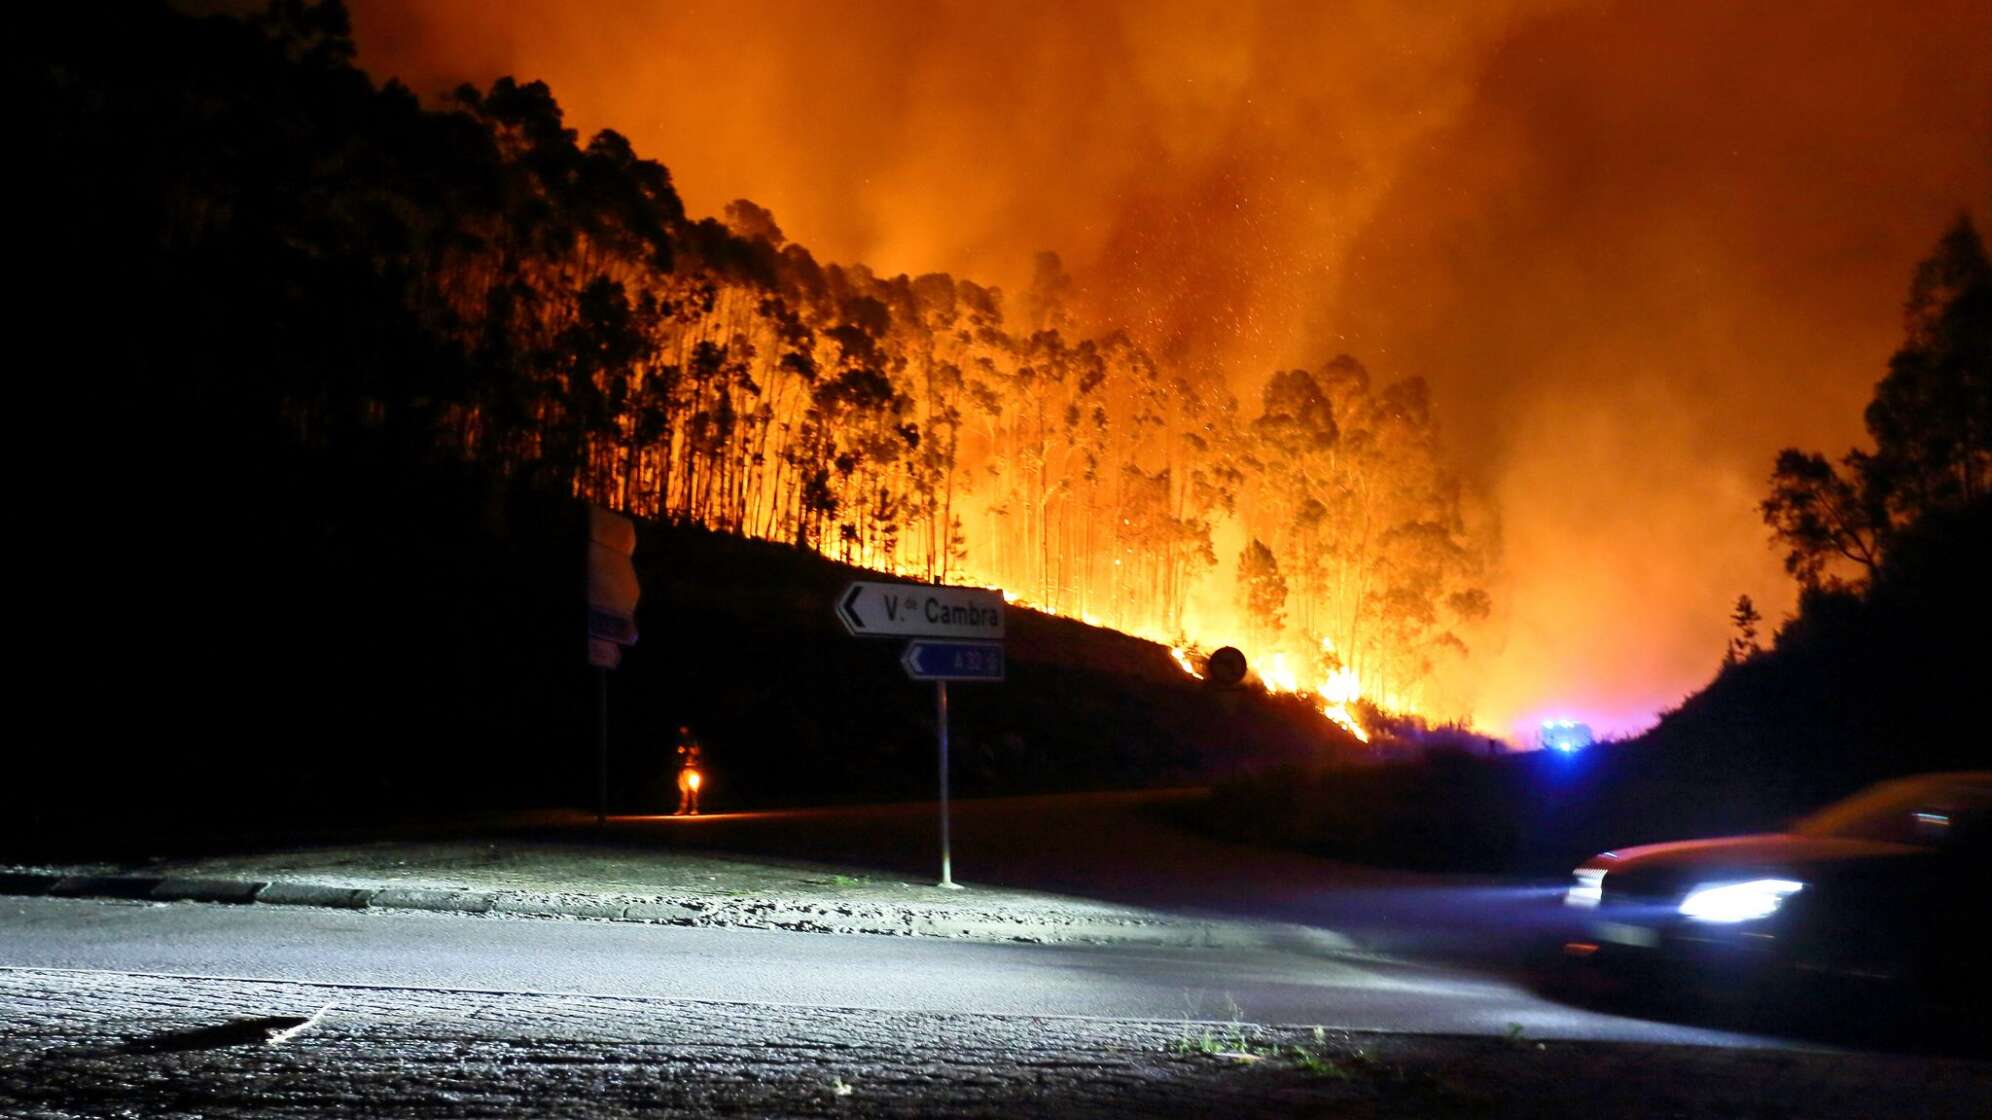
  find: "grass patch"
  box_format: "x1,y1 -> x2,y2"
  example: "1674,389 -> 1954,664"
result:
1172,994 -> 1273,1060
1292,1045 -> 1352,1080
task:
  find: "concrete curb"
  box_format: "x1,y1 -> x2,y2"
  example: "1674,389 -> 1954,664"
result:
51,875 -> 164,900
152,878 -> 267,904
0,873 -> 60,897
255,882 -> 375,909
4,873 -> 1355,953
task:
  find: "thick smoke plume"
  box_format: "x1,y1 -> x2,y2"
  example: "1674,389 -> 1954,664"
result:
349,0 -> 1991,735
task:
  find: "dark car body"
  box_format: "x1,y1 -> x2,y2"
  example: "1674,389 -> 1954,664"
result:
1562,772 -> 1992,1005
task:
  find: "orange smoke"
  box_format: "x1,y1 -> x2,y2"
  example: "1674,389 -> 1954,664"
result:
347,0 -> 1992,738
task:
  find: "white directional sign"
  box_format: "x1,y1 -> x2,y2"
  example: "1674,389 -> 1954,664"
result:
836,581 -> 1005,640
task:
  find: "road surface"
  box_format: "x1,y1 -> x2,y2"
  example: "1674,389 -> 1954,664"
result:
8,891 -> 1989,1116
0,895 -> 1776,1047
12,792 -> 1985,1115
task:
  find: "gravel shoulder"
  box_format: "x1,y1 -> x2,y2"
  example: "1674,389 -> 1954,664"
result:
2,830 -> 1351,951
4,790 -> 1536,958
3,967 -> 1986,1119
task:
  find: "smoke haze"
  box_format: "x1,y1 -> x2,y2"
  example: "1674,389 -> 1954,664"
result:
348,0 -> 1992,736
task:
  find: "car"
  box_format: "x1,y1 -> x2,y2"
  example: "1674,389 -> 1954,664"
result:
1560,771 -> 1992,1012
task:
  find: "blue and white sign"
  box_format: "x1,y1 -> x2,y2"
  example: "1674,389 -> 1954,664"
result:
901,640 -> 1006,682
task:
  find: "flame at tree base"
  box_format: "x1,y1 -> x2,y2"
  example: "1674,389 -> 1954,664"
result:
1158,640 -> 1374,745
1252,650 -> 1373,744
963,585 -> 1391,747
989,581 -> 1386,745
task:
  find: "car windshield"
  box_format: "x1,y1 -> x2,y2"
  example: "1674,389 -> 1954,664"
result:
1793,775 -> 1992,846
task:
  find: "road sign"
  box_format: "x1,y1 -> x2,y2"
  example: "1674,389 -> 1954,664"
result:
584,504 -> 639,827
587,606 -> 637,645
1205,646 -> 1247,687
587,506 -> 640,648
836,580 -> 1007,890
836,581 -> 1004,639
901,640 -> 1006,682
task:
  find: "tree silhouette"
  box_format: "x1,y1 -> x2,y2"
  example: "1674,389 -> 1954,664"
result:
1725,594 -> 1763,665
1237,539 -> 1288,648
1764,215 -> 1990,588
1865,215 -> 1991,515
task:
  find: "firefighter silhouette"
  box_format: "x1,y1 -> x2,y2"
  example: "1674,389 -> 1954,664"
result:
673,725 -> 705,816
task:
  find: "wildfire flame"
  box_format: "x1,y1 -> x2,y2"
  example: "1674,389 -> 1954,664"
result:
976,570 -> 1384,743
1255,650 -> 1373,744
917,569 -> 1381,745
1157,640 -> 1372,744
337,0 -> 1991,774
1315,666 -> 1371,744
1168,646 -> 1203,680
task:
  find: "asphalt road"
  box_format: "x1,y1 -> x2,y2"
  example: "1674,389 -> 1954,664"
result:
0,895 -> 1780,1048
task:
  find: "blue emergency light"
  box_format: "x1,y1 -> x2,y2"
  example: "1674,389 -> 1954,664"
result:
1540,719 -> 1595,753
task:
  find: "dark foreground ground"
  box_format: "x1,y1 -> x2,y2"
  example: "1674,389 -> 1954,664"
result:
5,963 -> 1987,1119
5,792 -> 1989,1116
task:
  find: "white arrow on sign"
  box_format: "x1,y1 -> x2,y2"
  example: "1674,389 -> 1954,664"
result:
837,581 -> 1005,639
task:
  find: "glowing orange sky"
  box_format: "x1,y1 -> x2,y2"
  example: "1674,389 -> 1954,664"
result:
348,0 -> 1992,736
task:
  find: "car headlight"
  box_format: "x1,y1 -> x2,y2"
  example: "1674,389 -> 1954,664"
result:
1565,868 -> 1606,908
1677,879 -> 1803,923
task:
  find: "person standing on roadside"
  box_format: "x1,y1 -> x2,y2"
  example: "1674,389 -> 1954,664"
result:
673,725 -> 705,816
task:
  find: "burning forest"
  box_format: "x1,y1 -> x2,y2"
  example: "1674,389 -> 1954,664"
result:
41,0 -> 1989,745
199,12 -> 1495,737
490,96 -> 1488,731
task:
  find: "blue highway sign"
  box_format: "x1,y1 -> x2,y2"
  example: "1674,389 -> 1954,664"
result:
901,640 -> 1006,682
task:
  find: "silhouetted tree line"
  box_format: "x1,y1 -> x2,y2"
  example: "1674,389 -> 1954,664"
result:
23,0 -> 1488,709
1761,215 -> 1990,593
1614,214 -> 1992,845
1725,214 -> 1991,684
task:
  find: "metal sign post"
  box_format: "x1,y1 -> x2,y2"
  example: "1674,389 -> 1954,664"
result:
595,668 -> 609,825
838,581 -> 1005,889
900,640 -> 1003,890
586,506 -> 641,826
935,680 -> 955,889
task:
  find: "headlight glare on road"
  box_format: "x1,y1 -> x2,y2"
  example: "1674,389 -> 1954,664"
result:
1677,879 -> 1803,923
1565,868 -> 1605,908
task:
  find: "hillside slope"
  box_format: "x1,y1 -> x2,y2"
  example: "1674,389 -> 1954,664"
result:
23,443 -> 1358,854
